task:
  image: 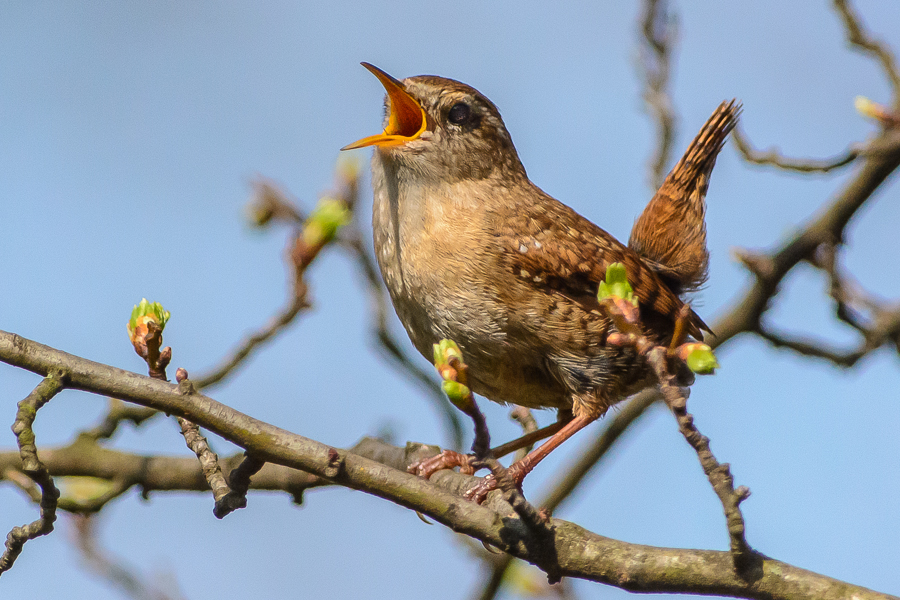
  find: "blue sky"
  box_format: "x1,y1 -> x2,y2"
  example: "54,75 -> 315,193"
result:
1,2 -> 899,599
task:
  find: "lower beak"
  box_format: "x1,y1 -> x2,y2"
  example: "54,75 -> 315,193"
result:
341,63 -> 427,151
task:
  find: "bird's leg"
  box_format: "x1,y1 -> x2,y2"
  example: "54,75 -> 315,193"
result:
464,414 -> 595,504
408,415 -> 572,478
668,304 -> 693,354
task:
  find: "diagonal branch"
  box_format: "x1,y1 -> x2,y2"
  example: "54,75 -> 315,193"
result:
3,333 -> 895,599
711,129 -> 900,345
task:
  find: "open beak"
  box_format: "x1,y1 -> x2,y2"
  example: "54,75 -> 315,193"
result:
341,63 -> 427,151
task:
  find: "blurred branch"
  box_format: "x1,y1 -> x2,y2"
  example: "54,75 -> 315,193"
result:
192,291 -> 309,390
833,0 -> 900,106
72,514 -> 186,600
638,0 -> 678,190
206,172 -> 466,450
712,129 -> 900,345
732,127 -> 861,173
0,331 -> 894,599
81,399 -> 159,442
194,174 -> 351,390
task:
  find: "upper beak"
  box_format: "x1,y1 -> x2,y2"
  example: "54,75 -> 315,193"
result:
341,63 -> 427,151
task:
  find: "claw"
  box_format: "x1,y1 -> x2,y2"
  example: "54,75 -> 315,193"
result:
408,449 -> 473,479
463,462 -> 527,504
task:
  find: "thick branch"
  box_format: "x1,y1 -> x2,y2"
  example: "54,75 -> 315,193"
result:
0,332 -> 894,599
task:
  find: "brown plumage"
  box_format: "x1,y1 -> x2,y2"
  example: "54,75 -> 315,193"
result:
630,101 -> 740,295
343,64 -> 738,500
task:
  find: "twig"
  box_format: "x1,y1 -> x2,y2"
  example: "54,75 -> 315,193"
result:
131,312 -> 235,516
756,327 -> 863,367
0,372 -> 65,575
639,0 -> 678,190
194,174 -> 349,391
732,127 -> 861,173
645,347 -> 755,572
192,292 -> 309,389
215,452 -> 266,518
81,400 -> 159,442
711,129 -> 900,344
509,406 -> 538,460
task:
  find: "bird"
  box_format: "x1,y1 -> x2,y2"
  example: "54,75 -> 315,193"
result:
343,63 -> 738,501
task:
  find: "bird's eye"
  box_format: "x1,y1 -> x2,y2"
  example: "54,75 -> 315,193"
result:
447,102 -> 472,125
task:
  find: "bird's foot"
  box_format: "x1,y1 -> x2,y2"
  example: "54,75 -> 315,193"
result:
463,460 -> 525,504
408,449 -> 477,479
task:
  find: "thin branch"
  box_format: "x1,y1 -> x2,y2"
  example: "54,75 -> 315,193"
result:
756,327 -> 863,367
833,0 -> 900,105
646,347 -> 754,569
194,175 -> 348,391
638,0 -> 678,190
508,406 -> 538,460
130,315 -> 236,517
732,127 -> 861,173
192,294 -> 308,389
81,399 -> 158,442
1,331 -> 895,599
0,372 -> 65,575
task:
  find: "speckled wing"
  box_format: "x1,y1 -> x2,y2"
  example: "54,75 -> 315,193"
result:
492,188 -> 709,340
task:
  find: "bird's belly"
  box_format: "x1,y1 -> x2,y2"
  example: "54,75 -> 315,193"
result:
385,279 -> 572,411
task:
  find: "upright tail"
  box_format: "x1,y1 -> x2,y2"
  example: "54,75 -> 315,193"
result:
629,100 -> 741,295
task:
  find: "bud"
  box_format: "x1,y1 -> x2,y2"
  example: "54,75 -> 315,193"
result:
855,96 -> 880,119
677,342 -> 719,374
127,299 -> 170,342
442,380 -> 474,411
597,262 -> 638,307
433,339 -> 464,367
302,197 -> 350,248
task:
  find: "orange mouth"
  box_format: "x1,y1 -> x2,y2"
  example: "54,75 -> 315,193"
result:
341,63 -> 427,150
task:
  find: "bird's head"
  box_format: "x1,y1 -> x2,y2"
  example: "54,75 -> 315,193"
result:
342,63 -> 525,182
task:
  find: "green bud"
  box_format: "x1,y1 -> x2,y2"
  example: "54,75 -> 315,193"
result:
128,298 -> 170,334
597,263 -> 638,306
303,197 -> 350,247
442,380 -> 473,412
685,344 -> 719,374
434,339 -> 463,367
